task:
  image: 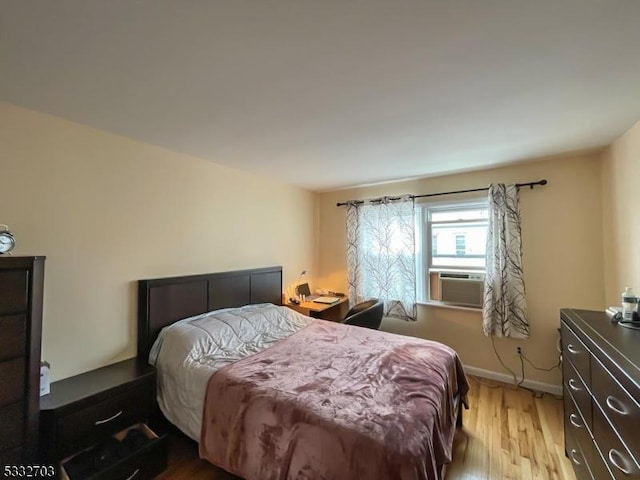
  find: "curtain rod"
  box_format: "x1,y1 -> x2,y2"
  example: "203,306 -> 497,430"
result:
335,179 -> 548,207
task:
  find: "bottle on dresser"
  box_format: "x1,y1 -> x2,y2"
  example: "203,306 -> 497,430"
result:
621,286 -> 637,321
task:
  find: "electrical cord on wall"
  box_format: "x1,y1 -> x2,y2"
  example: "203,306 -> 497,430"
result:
477,337 -> 526,391
520,351 -> 561,372
519,335 -> 562,372
490,336 -> 519,385
484,335 -> 561,398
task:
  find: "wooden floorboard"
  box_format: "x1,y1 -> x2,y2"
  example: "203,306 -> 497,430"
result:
446,376 -> 575,480
154,376 -> 576,480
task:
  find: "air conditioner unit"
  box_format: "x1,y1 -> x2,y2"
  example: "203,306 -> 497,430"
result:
438,272 -> 485,308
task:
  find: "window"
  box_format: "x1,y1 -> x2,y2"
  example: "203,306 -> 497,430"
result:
455,235 -> 466,256
416,199 -> 489,305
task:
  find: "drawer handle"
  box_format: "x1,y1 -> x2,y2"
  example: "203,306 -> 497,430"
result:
125,469 -> 140,480
608,449 -> 633,475
569,413 -> 583,428
566,344 -> 580,355
94,410 -> 123,425
568,379 -> 582,391
606,395 -> 629,416
569,449 -> 582,466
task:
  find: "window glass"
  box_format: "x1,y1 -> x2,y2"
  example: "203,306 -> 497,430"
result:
417,200 -> 489,303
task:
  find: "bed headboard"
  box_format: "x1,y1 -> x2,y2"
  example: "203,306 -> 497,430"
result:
137,266 -> 283,360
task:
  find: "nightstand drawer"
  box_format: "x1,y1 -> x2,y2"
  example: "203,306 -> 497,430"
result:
58,382 -> 153,458
61,424 -> 168,480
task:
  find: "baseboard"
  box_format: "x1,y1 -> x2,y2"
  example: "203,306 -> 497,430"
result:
463,365 -> 563,396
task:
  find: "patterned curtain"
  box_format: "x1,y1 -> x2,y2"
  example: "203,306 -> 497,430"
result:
482,184 -> 529,338
346,196 -> 416,321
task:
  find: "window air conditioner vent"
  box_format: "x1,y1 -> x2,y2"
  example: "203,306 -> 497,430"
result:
439,272 -> 485,308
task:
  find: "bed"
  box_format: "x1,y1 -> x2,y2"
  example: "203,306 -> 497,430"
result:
138,266 -> 468,480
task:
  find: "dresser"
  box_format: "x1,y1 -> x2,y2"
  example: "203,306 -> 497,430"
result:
0,256 -> 45,468
561,309 -> 640,480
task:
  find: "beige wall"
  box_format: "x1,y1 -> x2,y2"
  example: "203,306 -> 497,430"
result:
0,103 -> 318,381
318,154 -> 605,387
602,121 -> 640,306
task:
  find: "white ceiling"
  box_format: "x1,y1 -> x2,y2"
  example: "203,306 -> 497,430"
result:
2,1 -> 640,191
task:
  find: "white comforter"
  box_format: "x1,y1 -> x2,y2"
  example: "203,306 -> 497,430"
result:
149,303 -> 315,441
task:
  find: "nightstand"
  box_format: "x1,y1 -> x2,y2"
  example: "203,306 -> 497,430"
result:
40,358 -> 168,479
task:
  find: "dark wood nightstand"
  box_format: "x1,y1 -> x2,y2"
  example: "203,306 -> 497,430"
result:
40,358 -> 168,479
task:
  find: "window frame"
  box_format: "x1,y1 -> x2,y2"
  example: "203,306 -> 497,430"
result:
416,197 -> 489,303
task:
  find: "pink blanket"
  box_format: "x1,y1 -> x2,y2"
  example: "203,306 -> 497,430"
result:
199,321 -> 469,480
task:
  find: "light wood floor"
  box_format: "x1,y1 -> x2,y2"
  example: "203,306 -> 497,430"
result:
155,376 -> 576,480
446,376 -> 575,480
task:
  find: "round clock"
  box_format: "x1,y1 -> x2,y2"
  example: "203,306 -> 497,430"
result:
0,225 -> 16,254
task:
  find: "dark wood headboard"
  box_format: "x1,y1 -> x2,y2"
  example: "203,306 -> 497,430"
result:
137,266 -> 283,360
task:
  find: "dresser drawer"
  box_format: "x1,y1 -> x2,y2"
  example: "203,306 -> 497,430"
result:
0,271 -> 28,315
564,359 -> 593,433
0,358 -> 25,408
0,402 -> 24,450
593,404 -> 640,479
562,323 -> 591,386
0,446 -> 23,467
591,355 -> 640,460
565,392 -> 594,471
58,382 -> 153,458
0,315 -> 26,362
61,424 -> 168,480
565,428 -> 594,480
592,439 -> 616,480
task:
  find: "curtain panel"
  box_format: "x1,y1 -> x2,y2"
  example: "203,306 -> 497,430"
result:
346,196 -> 417,321
482,184 -> 529,338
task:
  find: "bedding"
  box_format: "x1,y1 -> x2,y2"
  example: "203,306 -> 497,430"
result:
151,304 -> 468,480
150,303 -> 314,440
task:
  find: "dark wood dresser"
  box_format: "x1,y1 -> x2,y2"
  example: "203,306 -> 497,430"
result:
0,256 -> 45,467
561,308 -> 640,480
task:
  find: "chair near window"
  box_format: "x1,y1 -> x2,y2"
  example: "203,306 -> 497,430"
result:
343,299 -> 384,330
